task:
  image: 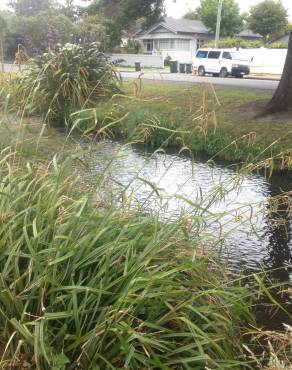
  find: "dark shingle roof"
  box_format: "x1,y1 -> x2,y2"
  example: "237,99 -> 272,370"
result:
236,29 -> 262,39
160,17 -> 209,34
137,17 -> 209,36
273,34 -> 289,43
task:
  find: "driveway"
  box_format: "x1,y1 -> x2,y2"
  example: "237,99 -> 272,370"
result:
120,71 -> 279,94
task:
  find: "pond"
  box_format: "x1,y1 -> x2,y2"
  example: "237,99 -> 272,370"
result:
84,141 -> 292,283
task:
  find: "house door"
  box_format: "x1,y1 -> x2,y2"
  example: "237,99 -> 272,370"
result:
144,40 -> 153,54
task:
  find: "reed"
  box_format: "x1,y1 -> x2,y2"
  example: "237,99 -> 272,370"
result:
0,150 -> 259,369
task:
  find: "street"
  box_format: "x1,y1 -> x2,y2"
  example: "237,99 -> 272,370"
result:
2,63 -> 279,93
120,71 -> 279,93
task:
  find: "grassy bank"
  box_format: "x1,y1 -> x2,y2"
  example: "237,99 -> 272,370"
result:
2,69 -> 292,170
74,81 -> 292,171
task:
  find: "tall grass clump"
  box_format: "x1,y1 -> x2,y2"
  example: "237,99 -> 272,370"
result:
0,148 -> 260,369
14,43 -> 121,124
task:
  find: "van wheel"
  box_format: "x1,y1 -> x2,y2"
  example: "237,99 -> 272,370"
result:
219,67 -> 228,78
198,66 -> 205,76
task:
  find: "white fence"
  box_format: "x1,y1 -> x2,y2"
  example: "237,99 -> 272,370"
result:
245,48 -> 287,75
109,53 -> 164,68
2,63 -> 21,72
110,49 -> 287,75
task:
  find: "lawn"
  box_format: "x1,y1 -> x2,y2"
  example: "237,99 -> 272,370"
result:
52,77 -> 290,170
107,81 -> 292,169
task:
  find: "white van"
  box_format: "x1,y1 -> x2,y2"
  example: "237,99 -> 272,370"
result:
194,49 -> 251,78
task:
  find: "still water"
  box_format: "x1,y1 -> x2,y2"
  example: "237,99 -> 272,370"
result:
84,141 -> 292,281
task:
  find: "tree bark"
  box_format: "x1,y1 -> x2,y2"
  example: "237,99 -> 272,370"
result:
263,31 -> 292,116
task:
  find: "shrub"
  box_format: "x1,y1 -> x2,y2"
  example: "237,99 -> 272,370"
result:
164,55 -> 172,67
123,39 -> 142,54
267,41 -> 288,49
202,37 -> 289,50
203,37 -> 264,49
15,43 -> 122,124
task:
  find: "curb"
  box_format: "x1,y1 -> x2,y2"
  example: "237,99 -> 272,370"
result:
244,76 -> 280,81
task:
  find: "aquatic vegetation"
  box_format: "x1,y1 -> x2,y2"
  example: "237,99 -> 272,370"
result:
0,148 -> 261,369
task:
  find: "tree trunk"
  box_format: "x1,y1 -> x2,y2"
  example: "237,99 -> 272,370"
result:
263,31 -> 292,116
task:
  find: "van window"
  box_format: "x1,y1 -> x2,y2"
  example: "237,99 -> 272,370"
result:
222,52 -> 232,59
208,51 -> 221,59
196,50 -> 208,58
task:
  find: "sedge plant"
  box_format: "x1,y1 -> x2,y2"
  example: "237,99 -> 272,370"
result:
13,43 -> 122,125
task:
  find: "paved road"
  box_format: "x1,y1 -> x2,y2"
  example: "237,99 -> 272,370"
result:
2,63 -> 279,93
120,71 -> 279,93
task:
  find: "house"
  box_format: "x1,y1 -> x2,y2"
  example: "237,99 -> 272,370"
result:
272,34 -> 289,43
135,18 -> 213,64
135,17 -> 262,63
236,30 -> 263,41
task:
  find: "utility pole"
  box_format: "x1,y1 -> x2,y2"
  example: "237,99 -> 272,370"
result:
214,0 -> 223,48
0,38 -> 4,73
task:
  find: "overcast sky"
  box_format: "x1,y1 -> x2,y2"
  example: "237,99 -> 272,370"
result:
166,0 -> 292,19
1,0 -> 292,20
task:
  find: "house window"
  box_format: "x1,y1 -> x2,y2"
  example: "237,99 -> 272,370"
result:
158,39 -> 169,49
154,39 -> 175,50
176,39 -> 191,50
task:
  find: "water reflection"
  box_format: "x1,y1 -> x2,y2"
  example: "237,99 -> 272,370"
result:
264,183 -> 292,282
84,141 -> 292,280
